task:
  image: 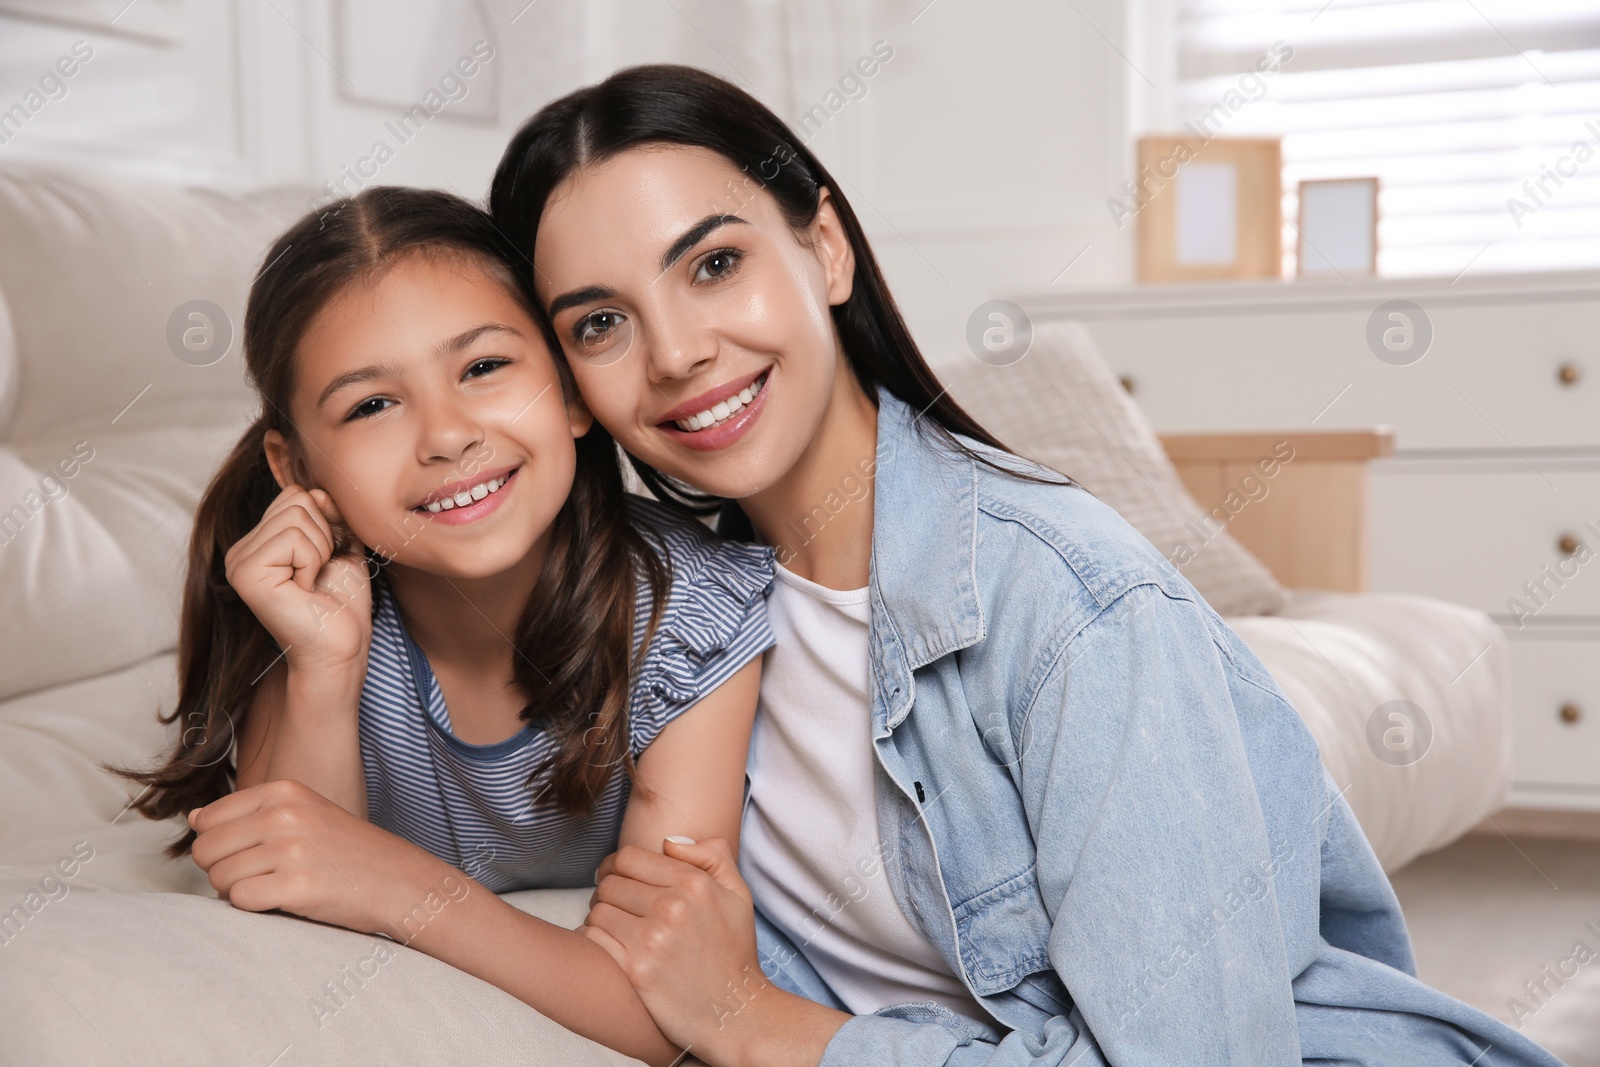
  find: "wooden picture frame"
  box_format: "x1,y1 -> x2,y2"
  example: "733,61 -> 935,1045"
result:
1135,136 -> 1282,283
1297,177 -> 1379,278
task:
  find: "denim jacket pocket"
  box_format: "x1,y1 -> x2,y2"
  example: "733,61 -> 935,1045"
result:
951,864 -> 1055,996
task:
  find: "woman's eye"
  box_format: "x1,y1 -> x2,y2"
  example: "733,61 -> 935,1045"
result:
693,249 -> 742,284
345,396 -> 393,421
464,357 -> 510,379
574,310 -> 626,348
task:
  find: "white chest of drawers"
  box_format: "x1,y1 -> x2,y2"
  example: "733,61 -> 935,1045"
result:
1019,270 -> 1600,812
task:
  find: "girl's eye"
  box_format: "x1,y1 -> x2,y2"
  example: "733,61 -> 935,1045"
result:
464,357 -> 510,379
345,396 -> 393,422
693,248 -> 742,284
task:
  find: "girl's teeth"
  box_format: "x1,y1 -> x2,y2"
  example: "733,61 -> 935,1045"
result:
424,474 -> 506,513
675,374 -> 766,432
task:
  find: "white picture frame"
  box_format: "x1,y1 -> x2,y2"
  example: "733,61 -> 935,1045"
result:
1297,177 -> 1379,278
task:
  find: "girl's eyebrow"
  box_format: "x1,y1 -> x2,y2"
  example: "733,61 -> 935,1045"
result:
315,323 -> 522,411
317,359 -> 404,411
438,322 -> 521,356
545,214 -> 749,318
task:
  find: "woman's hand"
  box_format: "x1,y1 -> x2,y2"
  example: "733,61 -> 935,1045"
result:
189,779 -> 463,941
583,839 -> 846,1066
224,484 -> 372,673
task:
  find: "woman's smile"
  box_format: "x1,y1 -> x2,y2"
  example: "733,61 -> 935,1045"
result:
657,368 -> 772,451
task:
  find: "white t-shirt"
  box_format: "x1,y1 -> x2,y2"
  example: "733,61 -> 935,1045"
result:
740,564 -> 989,1023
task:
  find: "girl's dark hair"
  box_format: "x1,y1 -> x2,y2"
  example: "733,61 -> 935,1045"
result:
111,186 -> 666,857
489,64 -> 1076,535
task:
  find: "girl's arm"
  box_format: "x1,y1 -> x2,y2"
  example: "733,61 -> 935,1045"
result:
191,657 -> 765,1067
617,654 -> 763,857
234,658 -> 367,817
226,483 -> 374,817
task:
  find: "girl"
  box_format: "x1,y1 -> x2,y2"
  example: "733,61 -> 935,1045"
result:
113,186 -> 773,1067
483,66 -> 1566,1067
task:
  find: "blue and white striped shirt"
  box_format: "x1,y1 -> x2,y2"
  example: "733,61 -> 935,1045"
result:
356,495 -> 776,892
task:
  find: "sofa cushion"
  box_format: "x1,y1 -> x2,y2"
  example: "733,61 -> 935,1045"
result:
1230,588 -> 1510,872
0,651 -> 642,1066
0,825 -> 642,1067
0,167 -> 313,443
0,167 -> 315,700
936,320 -> 1288,618
0,282 -> 16,432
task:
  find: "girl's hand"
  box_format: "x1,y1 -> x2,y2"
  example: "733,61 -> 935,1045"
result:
585,838 -> 833,1062
224,484 -> 372,672
189,779 -> 463,940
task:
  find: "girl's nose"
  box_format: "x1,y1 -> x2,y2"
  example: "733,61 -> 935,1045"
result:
415,394 -> 487,464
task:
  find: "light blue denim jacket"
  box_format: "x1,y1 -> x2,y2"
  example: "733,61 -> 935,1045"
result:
747,390 -> 1562,1066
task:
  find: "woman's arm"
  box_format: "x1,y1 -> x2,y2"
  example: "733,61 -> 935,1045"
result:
234,658 -> 368,818
583,584 -> 1314,1067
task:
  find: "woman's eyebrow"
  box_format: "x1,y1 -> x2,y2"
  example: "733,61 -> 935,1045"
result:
548,285 -> 617,318
659,213 -> 747,272
544,214 -> 748,318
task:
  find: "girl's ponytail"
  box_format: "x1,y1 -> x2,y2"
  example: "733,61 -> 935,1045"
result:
107,417 -> 288,857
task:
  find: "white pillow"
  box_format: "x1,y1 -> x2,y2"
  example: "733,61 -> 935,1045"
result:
936,321 -> 1288,618
0,167 -> 314,443
0,167 -> 316,699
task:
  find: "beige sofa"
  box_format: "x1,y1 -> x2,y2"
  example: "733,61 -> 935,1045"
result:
0,166 -> 1511,1065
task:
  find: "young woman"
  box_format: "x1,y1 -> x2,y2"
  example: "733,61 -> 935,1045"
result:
113,186 -> 774,1066
485,65 -> 1565,1067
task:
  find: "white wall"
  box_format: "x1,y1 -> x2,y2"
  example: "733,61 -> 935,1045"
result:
0,0 -> 1141,362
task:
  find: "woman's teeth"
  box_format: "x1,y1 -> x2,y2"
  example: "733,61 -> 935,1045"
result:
675,374 -> 766,432
422,471 -> 512,513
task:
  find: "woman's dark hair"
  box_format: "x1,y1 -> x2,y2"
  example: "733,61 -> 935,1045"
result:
110,186 -> 666,857
489,64 -> 1076,533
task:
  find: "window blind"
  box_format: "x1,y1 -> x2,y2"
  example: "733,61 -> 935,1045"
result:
1172,0 -> 1600,277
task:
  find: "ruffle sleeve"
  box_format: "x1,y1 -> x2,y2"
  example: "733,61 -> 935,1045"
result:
626,498 -> 777,754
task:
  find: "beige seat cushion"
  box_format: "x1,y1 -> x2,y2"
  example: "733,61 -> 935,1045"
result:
1231,588 -> 1510,872
0,823 -> 641,1067
0,656 -> 642,1067
936,320 -> 1288,618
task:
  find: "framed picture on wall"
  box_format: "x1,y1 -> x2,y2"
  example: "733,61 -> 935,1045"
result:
1297,177 -> 1378,278
1134,136 -> 1282,283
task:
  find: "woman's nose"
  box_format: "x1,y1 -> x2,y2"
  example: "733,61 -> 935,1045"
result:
643,304 -> 718,382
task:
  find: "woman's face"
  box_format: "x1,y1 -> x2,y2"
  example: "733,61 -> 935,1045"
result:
532,144 -> 855,500
266,253 -> 591,580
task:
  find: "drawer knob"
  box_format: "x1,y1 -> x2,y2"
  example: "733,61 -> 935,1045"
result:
1560,702 -> 1583,725
1119,375 -> 1136,395
1557,361 -> 1582,386
1559,533 -> 1583,556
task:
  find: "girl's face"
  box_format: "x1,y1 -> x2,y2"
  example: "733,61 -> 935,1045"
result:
532,144 -> 856,500
266,253 -> 591,580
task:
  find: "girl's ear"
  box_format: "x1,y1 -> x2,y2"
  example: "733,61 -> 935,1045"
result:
262,429 -> 300,490
811,187 -> 856,308
566,391 -> 595,439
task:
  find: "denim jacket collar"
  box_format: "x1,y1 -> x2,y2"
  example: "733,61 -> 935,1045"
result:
868,388 -> 986,732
